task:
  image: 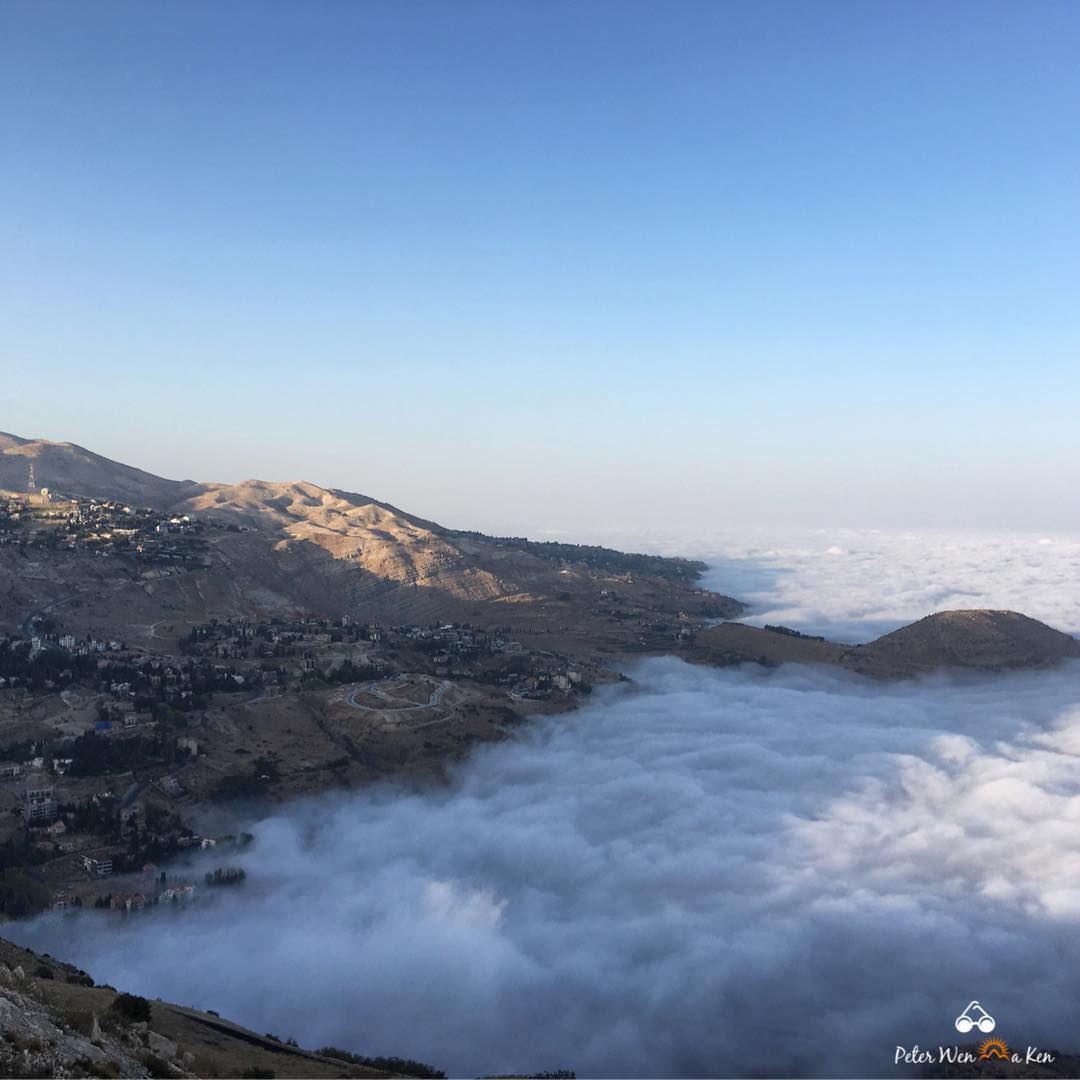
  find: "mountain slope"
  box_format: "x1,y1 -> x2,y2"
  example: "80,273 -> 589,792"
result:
0,935 -> 422,1078
0,433 -> 743,642
0,433 -> 193,506
176,480 -> 508,600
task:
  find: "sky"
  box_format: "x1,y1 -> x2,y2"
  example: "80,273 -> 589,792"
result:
2,1 -> 1078,536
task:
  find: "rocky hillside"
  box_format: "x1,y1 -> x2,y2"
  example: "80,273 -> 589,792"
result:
177,479 -> 508,602
0,935 -> 427,1078
0,433 -> 742,645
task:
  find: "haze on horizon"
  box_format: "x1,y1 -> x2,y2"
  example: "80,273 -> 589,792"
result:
3,1 -> 1078,537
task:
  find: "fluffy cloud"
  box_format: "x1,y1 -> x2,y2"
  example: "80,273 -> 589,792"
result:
12,658 -> 1080,1077
589,526 -> 1080,641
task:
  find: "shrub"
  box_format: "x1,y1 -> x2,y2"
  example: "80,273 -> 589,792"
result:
0,867 -> 52,917
33,963 -> 53,979
109,992 -> 152,1024
317,1048 -> 446,1079
240,1069 -> 276,1079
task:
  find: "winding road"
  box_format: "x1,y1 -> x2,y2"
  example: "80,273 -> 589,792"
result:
344,675 -> 452,712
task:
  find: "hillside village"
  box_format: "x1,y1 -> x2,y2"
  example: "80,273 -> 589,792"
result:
0,490 -> 217,568
0,607 -> 613,920
0,454 -> 746,931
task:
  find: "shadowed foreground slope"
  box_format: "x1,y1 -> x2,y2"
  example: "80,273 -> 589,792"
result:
0,935 -> 436,1079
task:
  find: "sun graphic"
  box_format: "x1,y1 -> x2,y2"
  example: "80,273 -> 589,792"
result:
978,1037 -> 1010,1061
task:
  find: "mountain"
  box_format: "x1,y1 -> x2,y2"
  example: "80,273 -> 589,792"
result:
686,610 -> 1080,677
0,433 -> 743,643
176,479 -> 506,599
839,609 -> 1080,677
0,433 -> 194,507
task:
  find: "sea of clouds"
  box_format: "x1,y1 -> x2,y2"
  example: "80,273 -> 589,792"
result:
601,525 -> 1080,641
10,530 -> 1080,1077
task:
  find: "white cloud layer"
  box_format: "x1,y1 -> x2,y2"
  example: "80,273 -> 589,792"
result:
588,526 -> 1080,641
12,658 -> 1080,1077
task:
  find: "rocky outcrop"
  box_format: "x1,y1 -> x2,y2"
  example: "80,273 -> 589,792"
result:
0,961 -> 168,1078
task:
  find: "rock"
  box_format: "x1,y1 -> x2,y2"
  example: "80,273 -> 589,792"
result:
181,1051 -> 195,1066
90,1012 -> 102,1042
12,966 -> 24,981
70,1036 -> 107,1063
0,964 -> 11,984
146,1030 -> 178,1059
131,1021 -> 148,1035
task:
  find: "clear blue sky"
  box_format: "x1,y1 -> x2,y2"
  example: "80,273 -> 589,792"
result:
2,0 -> 1078,535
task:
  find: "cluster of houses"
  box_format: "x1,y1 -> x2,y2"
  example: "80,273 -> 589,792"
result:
0,624 -> 259,710
0,493 -> 211,567
0,630 -> 127,692
180,615 -> 593,700
1,767 -> 60,826
16,783 -> 227,912
54,879 -> 199,913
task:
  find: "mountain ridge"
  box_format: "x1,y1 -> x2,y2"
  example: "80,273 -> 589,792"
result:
0,432 -> 742,643
0,432 -> 197,507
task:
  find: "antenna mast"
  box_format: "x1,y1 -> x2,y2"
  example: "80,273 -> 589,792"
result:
27,463 -> 37,495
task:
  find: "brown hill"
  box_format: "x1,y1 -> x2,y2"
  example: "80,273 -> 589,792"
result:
839,609 -> 1080,677
0,432 -> 193,506
685,611 -> 1080,678
177,479 -> 507,601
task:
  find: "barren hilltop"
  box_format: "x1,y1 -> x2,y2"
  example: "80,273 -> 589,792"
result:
687,609 -> 1080,678
0,433 -> 197,507
841,609 -> 1080,676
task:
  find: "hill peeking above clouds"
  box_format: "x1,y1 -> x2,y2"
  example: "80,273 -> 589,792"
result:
687,609 -> 1080,677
